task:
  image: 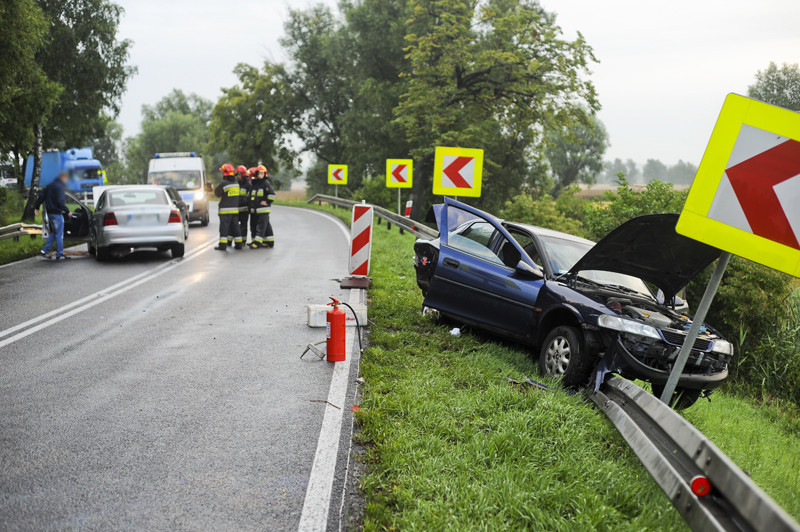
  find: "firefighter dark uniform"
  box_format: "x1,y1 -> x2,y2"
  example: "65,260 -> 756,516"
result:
235,166 -> 252,243
215,164 -> 242,251
248,165 -> 276,248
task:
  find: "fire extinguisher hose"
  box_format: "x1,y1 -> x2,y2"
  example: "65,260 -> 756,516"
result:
339,301 -> 364,354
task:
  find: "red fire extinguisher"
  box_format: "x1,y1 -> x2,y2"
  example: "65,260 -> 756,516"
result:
327,297 -> 346,362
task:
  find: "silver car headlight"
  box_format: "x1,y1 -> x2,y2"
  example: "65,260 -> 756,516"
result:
193,190 -> 205,201
710,339 -> 734,356
597,314 -> 661,340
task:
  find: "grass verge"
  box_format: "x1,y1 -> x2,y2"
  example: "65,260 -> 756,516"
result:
289,201 -> 800,529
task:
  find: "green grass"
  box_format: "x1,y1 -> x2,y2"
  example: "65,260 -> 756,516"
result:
275,202 -> 800,529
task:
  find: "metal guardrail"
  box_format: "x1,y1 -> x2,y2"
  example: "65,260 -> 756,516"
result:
307,194 -> 439,239
0,223 -> 42,242
591,377 -> 799,532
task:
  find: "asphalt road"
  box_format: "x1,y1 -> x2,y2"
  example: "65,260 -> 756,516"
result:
0,204 -> 352,530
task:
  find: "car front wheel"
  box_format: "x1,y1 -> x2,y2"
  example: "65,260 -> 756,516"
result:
539,326 -> 594,388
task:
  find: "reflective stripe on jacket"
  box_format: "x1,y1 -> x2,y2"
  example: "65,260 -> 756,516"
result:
215,179 -> 241,215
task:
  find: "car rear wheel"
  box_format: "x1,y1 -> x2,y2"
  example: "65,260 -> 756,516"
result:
651,384 -> 702,410
539,326 -> 594,388
171,243 -> 185,258
200,212 -> 209,227
96,246 -> 110,262
87,242 -> 96,256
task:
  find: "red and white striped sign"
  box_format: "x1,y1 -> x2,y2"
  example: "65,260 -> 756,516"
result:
404,200 -> 413,217
349,204 -> 374,276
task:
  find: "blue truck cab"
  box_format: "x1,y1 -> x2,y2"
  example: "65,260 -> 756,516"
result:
24,147 -> 106,200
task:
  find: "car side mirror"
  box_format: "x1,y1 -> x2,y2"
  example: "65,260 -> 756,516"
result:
205,182 -> 212,192
514,260 -> 543,279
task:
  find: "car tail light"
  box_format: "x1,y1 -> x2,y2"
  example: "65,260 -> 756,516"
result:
103,212 -> 117,226
168,210 -> 181,223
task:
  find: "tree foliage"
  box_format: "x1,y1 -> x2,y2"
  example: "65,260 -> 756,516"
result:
36,0 -> 136,147
396,0 -> 599,215
124,90 -> 216,183
748,62 -> 800,112
546,115 -> 608,190
0,0 -> 61,181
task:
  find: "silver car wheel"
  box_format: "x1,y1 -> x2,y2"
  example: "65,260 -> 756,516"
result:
544,336 -> 571,375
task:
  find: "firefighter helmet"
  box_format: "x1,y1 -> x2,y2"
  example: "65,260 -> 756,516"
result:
257,165 -> 268,177
220,163 -> 235,177
248,166 -> 258,178
235,165 -> 248,176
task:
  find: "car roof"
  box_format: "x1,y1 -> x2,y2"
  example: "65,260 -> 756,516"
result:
505,222 -> 595,246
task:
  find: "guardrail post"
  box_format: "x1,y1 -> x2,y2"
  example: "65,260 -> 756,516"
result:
387,221 -> 392,231
377,217 -> 382,225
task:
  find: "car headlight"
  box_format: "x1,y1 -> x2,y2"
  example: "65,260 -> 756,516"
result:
597,314 -> 661,340
194,190 -> 205,200
710,339 -> 734,356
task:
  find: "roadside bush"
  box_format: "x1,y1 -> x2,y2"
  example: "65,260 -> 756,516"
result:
583,176 -> 687,240
499,193 -> 585,236
0,188 -> 25,225
350,176 -> 395,211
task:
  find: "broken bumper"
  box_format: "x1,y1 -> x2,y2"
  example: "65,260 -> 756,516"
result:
611,337 -> 729,390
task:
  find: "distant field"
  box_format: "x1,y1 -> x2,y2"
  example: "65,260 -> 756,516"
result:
276,188 -> 307,202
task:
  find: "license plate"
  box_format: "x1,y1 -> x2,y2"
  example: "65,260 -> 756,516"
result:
127,214 -> 158,225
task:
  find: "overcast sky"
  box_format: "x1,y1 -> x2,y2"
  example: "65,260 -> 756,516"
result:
116,0 -> 800,167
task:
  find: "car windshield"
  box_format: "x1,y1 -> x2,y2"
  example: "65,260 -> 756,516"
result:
148,171 -> 200,189
539,235 -> 653,298
107,190 -> 168,207
71,168 -> 102,181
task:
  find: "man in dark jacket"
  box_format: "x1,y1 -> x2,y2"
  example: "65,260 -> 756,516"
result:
34,171 -> 72,260
214,164 -> 242,251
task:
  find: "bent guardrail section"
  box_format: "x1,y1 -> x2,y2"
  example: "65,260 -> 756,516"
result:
0,223 -> 42,242
307,194 -> 438,240
591,376 -> 799,532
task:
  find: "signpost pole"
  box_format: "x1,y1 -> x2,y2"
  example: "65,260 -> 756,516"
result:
335,186 -> 338,199
397,189 -> 401,215
660,251 -> 732,404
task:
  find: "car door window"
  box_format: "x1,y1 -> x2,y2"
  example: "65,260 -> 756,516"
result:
508,229 -> 544,268
447,219 -> 504,265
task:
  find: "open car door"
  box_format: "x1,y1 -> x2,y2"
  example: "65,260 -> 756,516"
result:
423,198 -> 545,339
42,190 -> 93,244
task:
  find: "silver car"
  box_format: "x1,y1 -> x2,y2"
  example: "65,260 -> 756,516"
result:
89,186 -> 188,261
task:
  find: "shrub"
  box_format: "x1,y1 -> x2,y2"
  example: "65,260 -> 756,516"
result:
583,176 -> 688,240
350,176 -> 395,211
498,193 -> 585,236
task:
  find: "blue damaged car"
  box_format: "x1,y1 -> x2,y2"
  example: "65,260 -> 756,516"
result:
413,198 -> 733,408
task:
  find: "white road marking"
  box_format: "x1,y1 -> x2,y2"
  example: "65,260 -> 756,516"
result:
0,238 -> 217,349
298,283 -> 364,532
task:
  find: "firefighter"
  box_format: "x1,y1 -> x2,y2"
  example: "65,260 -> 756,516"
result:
247,166 -> 259,244
248,165 -> 276,248
235,165 -> 251,243
214,164 -> 242,251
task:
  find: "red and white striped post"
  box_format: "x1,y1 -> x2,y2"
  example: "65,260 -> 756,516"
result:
404,200 -> 413,217
349,203 -> 374,276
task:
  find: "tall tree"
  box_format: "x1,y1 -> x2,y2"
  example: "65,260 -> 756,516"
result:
546,115 -> 608,191
747,62 -> 800,111
22,0 -> 135,219
395,0 -> 599,216
125,90 -> 215,183
642,159 -> 668,182
208,63 -> 299,175
666,159 -> 698,185
0,0 -> 61,187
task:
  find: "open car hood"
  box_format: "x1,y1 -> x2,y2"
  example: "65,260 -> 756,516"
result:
568,214 -> 721,300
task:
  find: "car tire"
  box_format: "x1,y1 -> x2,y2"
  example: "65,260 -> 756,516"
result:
539,326 -> 594,388
200,212 -> 209,227
171,243 -> 185,258
88,241 -> 96,256
96,246 -> 110,262
651,385 -> 702,410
